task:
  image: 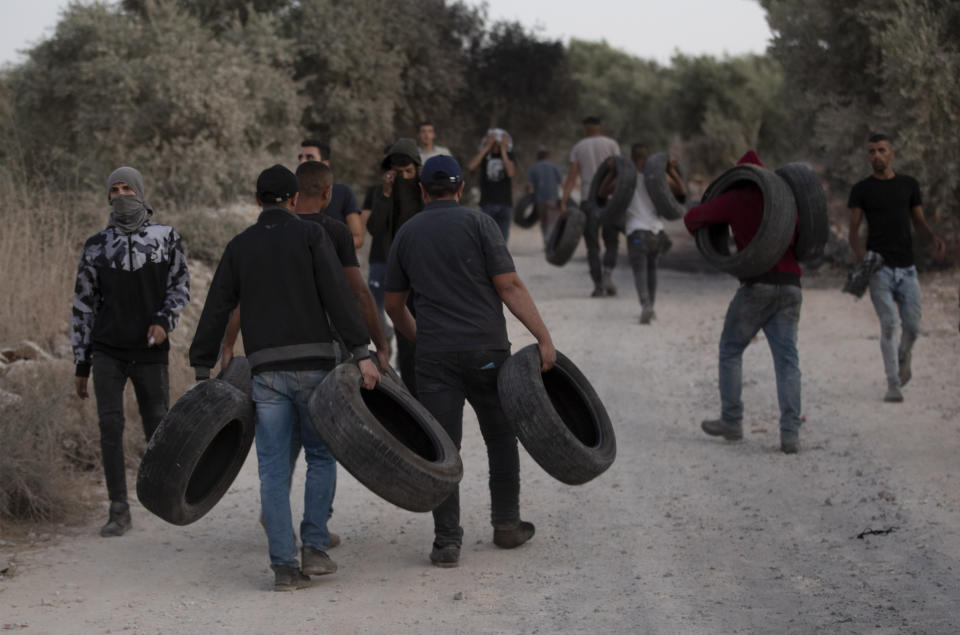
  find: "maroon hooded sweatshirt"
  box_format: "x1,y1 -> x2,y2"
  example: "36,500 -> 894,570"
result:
683,150 -> 801,285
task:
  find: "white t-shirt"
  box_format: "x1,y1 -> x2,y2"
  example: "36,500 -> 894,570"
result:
420,145 -> 452,163
624,172 -> 663,235
569,136 -> 620,199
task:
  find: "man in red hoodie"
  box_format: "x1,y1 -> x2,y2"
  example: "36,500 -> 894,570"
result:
683,151 -> 802,454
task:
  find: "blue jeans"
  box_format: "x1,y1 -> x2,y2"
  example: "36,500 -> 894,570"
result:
718,283 -> 802,434
252,370 -> 335,569
482,204 -> 511,243
868,265 -> 921,386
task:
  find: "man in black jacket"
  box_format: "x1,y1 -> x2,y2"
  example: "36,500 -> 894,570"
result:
190,165 -> 379,591
72,166 -> 190,537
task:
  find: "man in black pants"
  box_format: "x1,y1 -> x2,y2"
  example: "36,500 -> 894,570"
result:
72,166 -> 190,536
385,155 -> 556,568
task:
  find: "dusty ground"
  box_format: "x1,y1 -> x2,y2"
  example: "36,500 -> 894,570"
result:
2,223 -> 959,634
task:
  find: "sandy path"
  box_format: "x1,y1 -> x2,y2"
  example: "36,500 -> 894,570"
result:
3,224 -> 959,634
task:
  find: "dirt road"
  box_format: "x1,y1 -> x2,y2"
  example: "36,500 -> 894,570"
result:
3,225 -> 959,633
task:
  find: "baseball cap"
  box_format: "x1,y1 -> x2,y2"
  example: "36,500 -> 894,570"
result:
420,155 -> 463,185
256,164 -> 298,203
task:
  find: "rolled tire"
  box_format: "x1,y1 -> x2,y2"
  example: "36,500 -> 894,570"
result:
308,363 -> 462,513
545,202 -> 587,267
643,152 -> 686,220
588,155 -> 637,227
776,163 -> 828,262
694,164 -> 797,279
512,193 -> 538,228
217,356 -> 251,398
497,344 -> 616,485
137,379 -> 255,525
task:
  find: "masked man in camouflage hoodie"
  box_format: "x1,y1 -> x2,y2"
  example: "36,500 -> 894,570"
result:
72,167 -> 190,536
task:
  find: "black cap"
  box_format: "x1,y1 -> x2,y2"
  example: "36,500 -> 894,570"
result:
256,164 -> 298,204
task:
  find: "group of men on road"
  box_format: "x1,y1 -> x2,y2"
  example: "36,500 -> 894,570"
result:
71,116 -> 948,590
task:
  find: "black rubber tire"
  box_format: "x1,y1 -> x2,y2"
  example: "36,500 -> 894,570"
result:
137,379 -> 255,525
512,193 -> 538,228
217,356 -> 251,398
546,202 -> 586,267
497,344 -> 616,485
694,164 -> 797,279
776,163 -> 828,262
588,155 -> 637,227
643,152 -> 686,220
308,363 -> 462,513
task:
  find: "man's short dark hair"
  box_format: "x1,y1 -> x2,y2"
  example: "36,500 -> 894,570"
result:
868,133 -> 892,145
631,142 -> 649,161
295,161 -> 333,197
417,121 -> 435,131
582,116 -> 602,126
300,138 -> 331,161
536,149 -> 550,160
423,182 -> 460,198
390,154 -> 414,168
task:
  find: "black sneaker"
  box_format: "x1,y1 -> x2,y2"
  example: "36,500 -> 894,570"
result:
700,419 -> 743,441
493,521 -> 536,549
590,286 -> 606,298
884,384 -> 904,403
273,565 -> 310,592
301,546 -> 337,576
780,432 -> 800,454
100,501 -> 131,537
639,308 -> 655,325
429,544 -> 460,568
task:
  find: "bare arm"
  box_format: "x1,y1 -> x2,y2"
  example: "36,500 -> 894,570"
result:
492,272 -> 556,370
345,266 -> 390,369
666,156 -> 687,200
220,306 -> 241,370
467,135 -> 495,172
385,290 -> 416,342
849,207 -> 866,262
501,147 -> 516,179
909,205 -> 946,259
560,161 -> 580,213
346,213 -> 364,250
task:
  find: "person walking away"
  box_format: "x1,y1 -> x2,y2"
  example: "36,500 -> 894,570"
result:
385,155 -> 556,568
847,133 -> 946,402
525,149 -> 564,243
72,167 -> 190,536
560,116 -> 622,297
624,143 -> 686,324
683,151 -> 803,454
190,165 -> 380,591
467,128 -> 517,242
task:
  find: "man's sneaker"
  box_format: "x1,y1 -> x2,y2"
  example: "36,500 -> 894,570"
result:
301,546 -> 337,576
100,501 -> 131,537
273,565 -> 310,592
780,432 -> 800,454
639,308 -> 655,325
327,532 -> 341,549
884,383 -> 904,403
898,349 -> 912,387
700,419 -> 743,441
602,271 -> 617,296
590,286 -> 606,298
429,544 -> 460,568
493,521 -> 536,549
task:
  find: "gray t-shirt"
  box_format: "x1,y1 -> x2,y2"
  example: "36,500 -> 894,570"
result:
569,136 -> 620,199
527,161 -> 563,203
385,200 -> 516,353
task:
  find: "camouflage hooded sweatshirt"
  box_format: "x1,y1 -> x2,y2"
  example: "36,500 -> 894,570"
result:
71,169 -> 190,377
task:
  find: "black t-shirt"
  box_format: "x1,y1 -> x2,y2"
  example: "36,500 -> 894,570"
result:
298,213 -> 359,267
322,183 -> 360,224
385,200 -> 516,353
848,174 -> 921,267
479,151 -> 517,207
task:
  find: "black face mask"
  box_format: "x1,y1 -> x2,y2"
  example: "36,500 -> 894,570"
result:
394,176 -> 421,211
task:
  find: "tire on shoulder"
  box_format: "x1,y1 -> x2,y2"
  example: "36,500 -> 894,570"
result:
498,344 -> 616,485
775,163 -> 828,262
694,164 -> 797,279
546,201 -> 586,267
137,379 -> 255,525
308,363 -> 462,512
643,152 -> 686,220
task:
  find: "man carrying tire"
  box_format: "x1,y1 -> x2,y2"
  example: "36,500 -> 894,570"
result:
385,155 -> 557,568
684,151 -> 803,454
526,149 -> 564,243
623,143 -> 686,324
561,116 -> 622,297
848,134 -> 946,403
190,165 -> 380,591
72,167 -> 190,537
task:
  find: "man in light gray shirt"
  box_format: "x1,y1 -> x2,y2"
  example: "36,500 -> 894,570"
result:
561,116 -> 622,297
418,121 -> 452,163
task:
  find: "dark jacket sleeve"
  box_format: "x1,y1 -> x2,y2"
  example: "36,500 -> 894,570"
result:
310,230 -> 371,361
71,239 -> 100,377
189,243 -> 240,378
153,228 -> 190,333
